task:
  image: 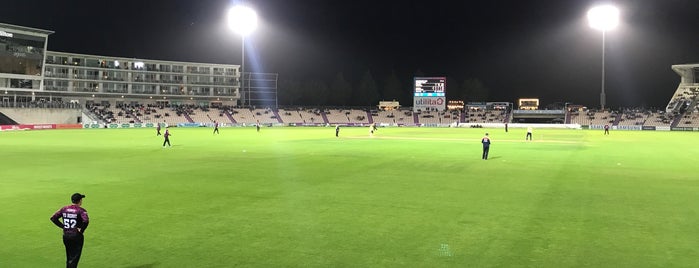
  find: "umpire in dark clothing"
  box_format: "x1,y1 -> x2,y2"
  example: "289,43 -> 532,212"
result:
482,133 -> 491,160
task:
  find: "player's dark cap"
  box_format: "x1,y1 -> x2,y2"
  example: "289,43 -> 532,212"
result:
71,193 -> 86,203
485,133 -> 489,136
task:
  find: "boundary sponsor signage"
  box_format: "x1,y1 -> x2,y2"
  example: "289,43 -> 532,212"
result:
55,124 -> 83,129
616,125 -> 642,131
671,127 -> 694,131
83,123 -> 159,129
0,124 -> 57,130
591,125 -> 643,131
177,123 -> 204,128
413,97 -> 446,112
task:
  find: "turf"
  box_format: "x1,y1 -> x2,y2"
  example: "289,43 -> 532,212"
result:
0,127 -> 697,267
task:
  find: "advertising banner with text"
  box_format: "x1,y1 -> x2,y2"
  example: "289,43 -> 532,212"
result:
413,97 -> 446,112
0,124 -> 56,131
82,123 -> 158,129
55,124 -> 83,129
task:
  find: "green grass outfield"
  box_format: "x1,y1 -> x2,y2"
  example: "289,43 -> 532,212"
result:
0,127 -> 697,267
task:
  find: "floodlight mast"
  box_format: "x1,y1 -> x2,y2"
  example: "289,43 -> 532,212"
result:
587,5 -> 619,110
228,6 -> 258,107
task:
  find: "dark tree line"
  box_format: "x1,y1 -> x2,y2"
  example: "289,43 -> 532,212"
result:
277,70 -> 490,107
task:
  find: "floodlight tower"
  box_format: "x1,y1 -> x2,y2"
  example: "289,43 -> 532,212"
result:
587,5 -> 619,110
228,5 -> 258,107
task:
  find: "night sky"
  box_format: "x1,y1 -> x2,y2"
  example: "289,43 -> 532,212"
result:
3,0 -> 699,108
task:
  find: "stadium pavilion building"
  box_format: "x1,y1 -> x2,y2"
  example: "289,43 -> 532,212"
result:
1,22 -> 241,106
667,64 -> 699,113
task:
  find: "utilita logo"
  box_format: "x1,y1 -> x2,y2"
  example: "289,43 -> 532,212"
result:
415,98 -> 444,105
0,31 -> 13,38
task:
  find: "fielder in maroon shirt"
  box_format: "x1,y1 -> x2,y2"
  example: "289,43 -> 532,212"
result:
163,127 -> 172,147
50,193 -> 89,268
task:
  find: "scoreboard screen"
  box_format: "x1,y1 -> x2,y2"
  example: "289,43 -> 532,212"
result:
414,77 -> 446,97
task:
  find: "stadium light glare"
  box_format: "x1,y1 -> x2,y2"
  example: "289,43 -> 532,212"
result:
587,5 -> 619,31
227,6 -> 258,36
227,5 -> 258,107
587,5 -> 619,110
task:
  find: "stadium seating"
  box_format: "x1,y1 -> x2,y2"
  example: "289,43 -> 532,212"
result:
91,103 -> 196,126
137,104 -> 190,125
324,109 -> 369,124
106,103 -> 141,124
484,110 -> 506,123
666,86 -> 699,113
569,110 -> 617,126
185,106 -> 230,124
298,109 -> 324,124
250,108 -> 280,124
3,96 -> 694,129
277,108 -> 305,124
230,108 -> 256,124
416,110 -> 442,124
323,109 -> 348,124
643,111 -> 674,127
276,108 -> 325,124
464,109 -> 506,123
678,108 -> 699,127
85,103 -> 113,123
617,109 -> 647,126
372,109 -> 412,125
229,108 -> 277,124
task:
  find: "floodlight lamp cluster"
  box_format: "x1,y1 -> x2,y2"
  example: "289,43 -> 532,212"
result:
228,6 -> 258,36
587,5 -> 619,31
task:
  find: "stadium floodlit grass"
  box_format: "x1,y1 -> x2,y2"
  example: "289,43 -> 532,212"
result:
1,127 -> 697,267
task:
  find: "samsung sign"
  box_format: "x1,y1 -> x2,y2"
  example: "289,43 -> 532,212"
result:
0,30 -> 13,38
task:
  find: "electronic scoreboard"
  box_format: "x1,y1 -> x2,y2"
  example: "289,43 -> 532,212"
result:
414,77 -> 446,97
